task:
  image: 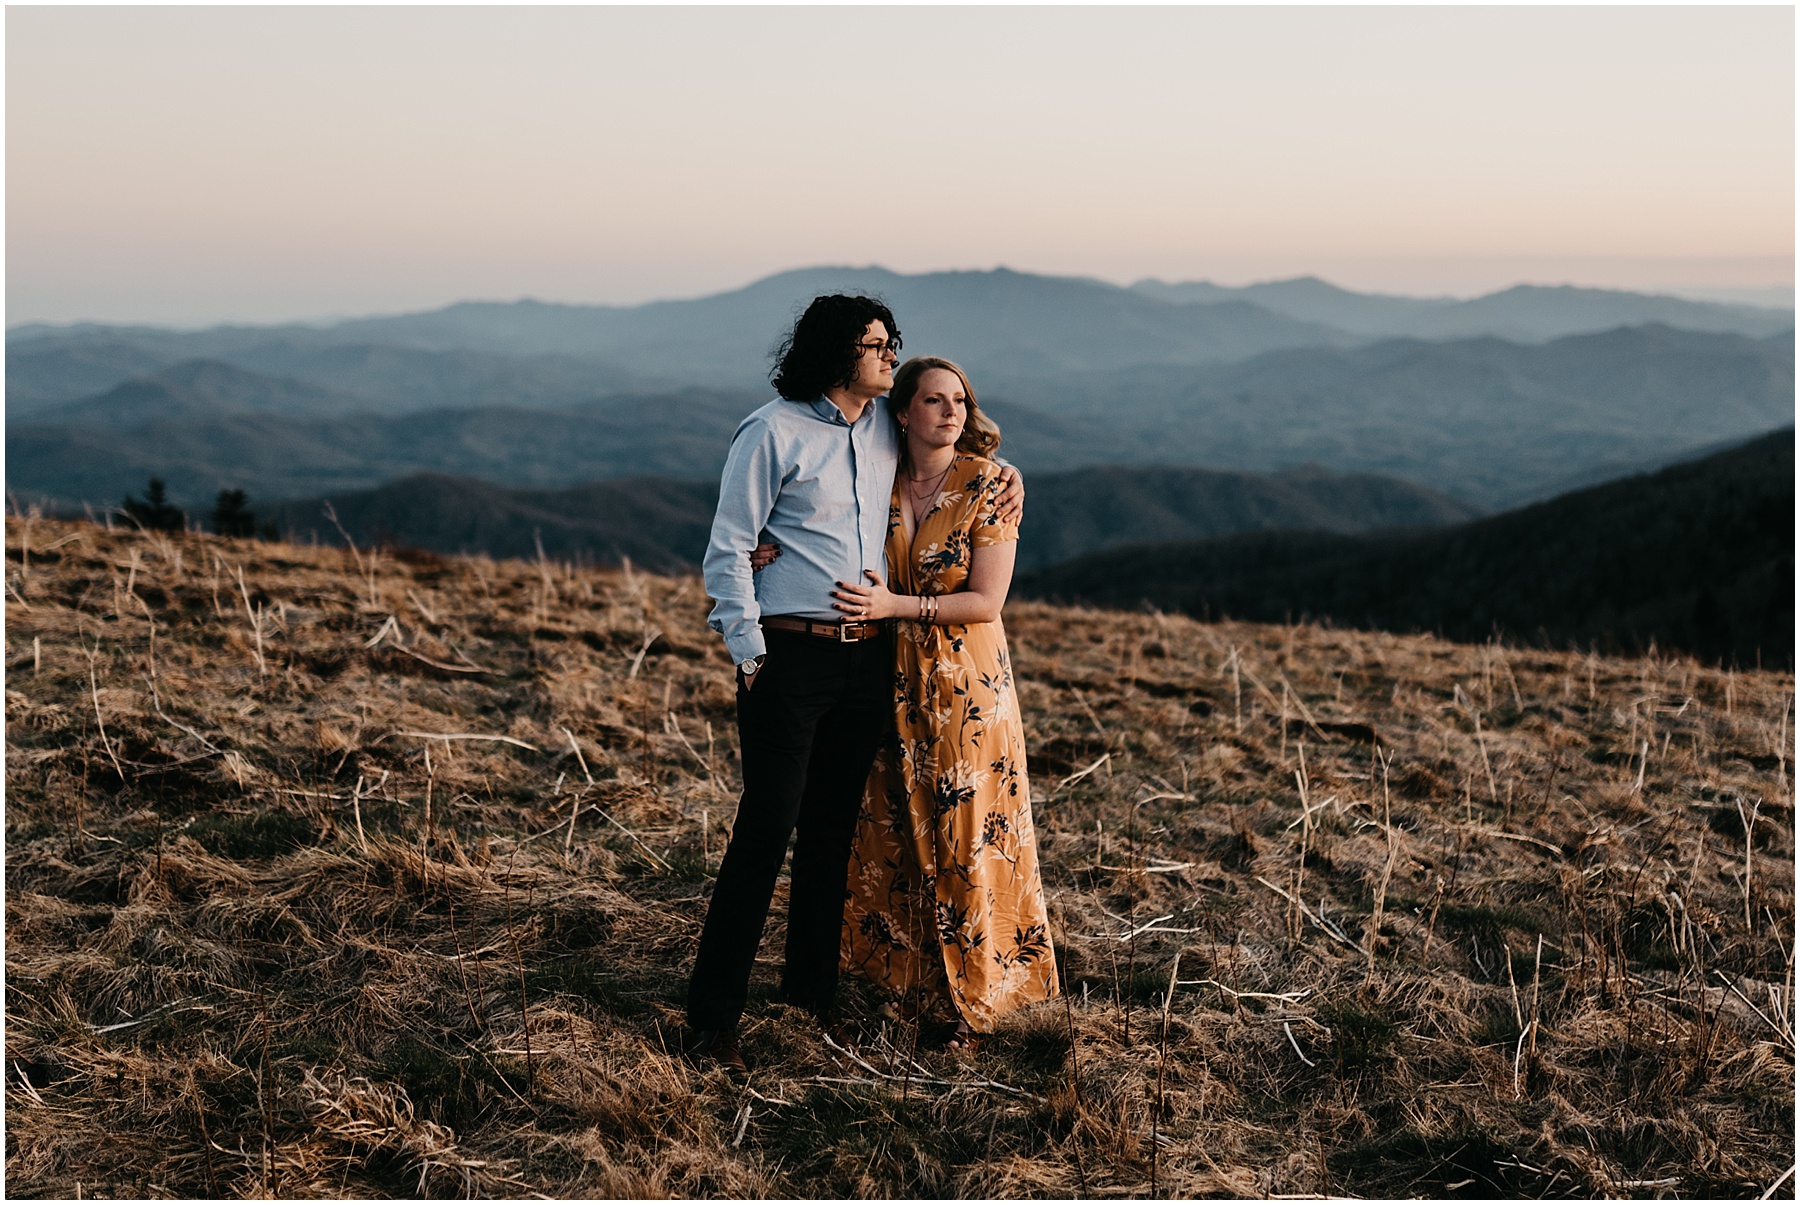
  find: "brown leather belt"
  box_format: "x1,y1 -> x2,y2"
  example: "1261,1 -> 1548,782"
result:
762,615 -> 887,643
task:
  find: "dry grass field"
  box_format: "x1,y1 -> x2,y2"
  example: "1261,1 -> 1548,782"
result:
4,515 -> 1793,1199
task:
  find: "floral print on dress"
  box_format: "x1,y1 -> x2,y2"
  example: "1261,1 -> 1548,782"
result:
841,455 -> 1059,1031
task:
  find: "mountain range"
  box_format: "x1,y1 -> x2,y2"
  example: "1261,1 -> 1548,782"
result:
257,461 -> 1479,576
1021,324 -> 1794,506
1129,276 -> 1794,342
7,267 -> 1350,409
8,322 -> 1787,513
10,265 -> 1790,411
5,337 -> 642,420
6,265 -> 1792,586
7,386 -> 768,508
1016,429 -> 1795,666
1010,464 -> 1478,571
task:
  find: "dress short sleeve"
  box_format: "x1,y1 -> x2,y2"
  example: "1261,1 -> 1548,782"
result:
968,459 -> 1018,548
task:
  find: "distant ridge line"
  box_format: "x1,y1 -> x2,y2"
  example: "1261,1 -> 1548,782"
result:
1015,429 -> 1794,666
9,265 -> 1793,338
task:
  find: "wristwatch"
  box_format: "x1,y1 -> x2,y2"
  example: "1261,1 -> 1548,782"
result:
738,655 -> 765,676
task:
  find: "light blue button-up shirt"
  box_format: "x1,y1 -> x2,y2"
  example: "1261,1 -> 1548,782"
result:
704,396 -> 901,664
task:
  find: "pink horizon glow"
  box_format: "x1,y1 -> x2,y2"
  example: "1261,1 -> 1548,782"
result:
7,6 -> 1792,327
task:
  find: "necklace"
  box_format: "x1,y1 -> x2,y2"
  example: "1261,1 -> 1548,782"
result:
905,458 -> 955,530
907,458 -> 955,493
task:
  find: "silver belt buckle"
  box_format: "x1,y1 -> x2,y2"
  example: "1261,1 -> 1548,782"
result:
839,622 -> 857,643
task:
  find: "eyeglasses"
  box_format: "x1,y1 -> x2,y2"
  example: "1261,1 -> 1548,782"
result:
855,338 -> 903,359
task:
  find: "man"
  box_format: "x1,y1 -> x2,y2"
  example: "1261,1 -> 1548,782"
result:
684,294 -> 1023,1073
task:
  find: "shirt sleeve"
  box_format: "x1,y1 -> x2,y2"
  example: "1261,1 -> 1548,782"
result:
972,464 -> 1019,547
703,418 -> 780,663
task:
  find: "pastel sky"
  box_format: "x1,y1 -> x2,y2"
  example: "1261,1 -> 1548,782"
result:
7,5 -> 1793,326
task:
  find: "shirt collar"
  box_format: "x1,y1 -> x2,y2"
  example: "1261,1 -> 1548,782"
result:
808,396 -> 885,427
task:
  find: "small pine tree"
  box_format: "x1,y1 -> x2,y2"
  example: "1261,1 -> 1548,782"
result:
122,477 -> 186,533
212,488 -> 256,538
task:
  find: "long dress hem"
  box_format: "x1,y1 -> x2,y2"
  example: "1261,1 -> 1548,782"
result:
841,454 -> 1059,1032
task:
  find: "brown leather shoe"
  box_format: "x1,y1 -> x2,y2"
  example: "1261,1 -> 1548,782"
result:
680,1026 -> 750,1076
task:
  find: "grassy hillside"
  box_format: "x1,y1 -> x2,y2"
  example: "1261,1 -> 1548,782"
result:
1019,430 -> 1795,667
5,515 -> 1792,1197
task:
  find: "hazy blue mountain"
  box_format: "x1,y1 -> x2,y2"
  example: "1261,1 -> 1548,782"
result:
1015,464 -> 1480,571
24,359 -> 373,427
1017,430 -> 1794,666
11,412 -> 394,511
1132,277 -> 1449,337
1021,325 -> 1794,506
9,325 -> 1788,514
211,341 -> 645,413
8,267 -> 1791,520
1131,276 -> 1795,341
5,388 -> 765,511
1666,285 -> 1794,310
254,459 -> 1478,575
6,337 -> 175,414
321,266 -> 1356,384
1518,429 -> 1793,501
5,339 -> 637,419
264,473 -> 722,574
1450,285 -> 1793,341
4,383 -> 1144,514
5,319 -> 355,364
13,265 -> 1789,419
5,266 -> 1351,404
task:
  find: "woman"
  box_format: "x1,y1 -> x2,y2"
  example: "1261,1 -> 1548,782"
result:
826,356 -> 1058,1050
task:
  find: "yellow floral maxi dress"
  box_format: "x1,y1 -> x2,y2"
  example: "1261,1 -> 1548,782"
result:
841,454 -> 1059,1031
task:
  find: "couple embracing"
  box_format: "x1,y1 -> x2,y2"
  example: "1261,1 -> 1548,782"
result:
683,294 -> 1058,1072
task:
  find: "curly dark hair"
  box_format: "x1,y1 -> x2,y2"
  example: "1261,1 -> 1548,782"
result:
770,294 -> 902,401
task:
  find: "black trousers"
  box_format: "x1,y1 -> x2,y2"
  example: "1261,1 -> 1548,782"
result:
685,627 -> 893,1032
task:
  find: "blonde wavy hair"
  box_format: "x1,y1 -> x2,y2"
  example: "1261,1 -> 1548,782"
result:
889,356 -> 1002,461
